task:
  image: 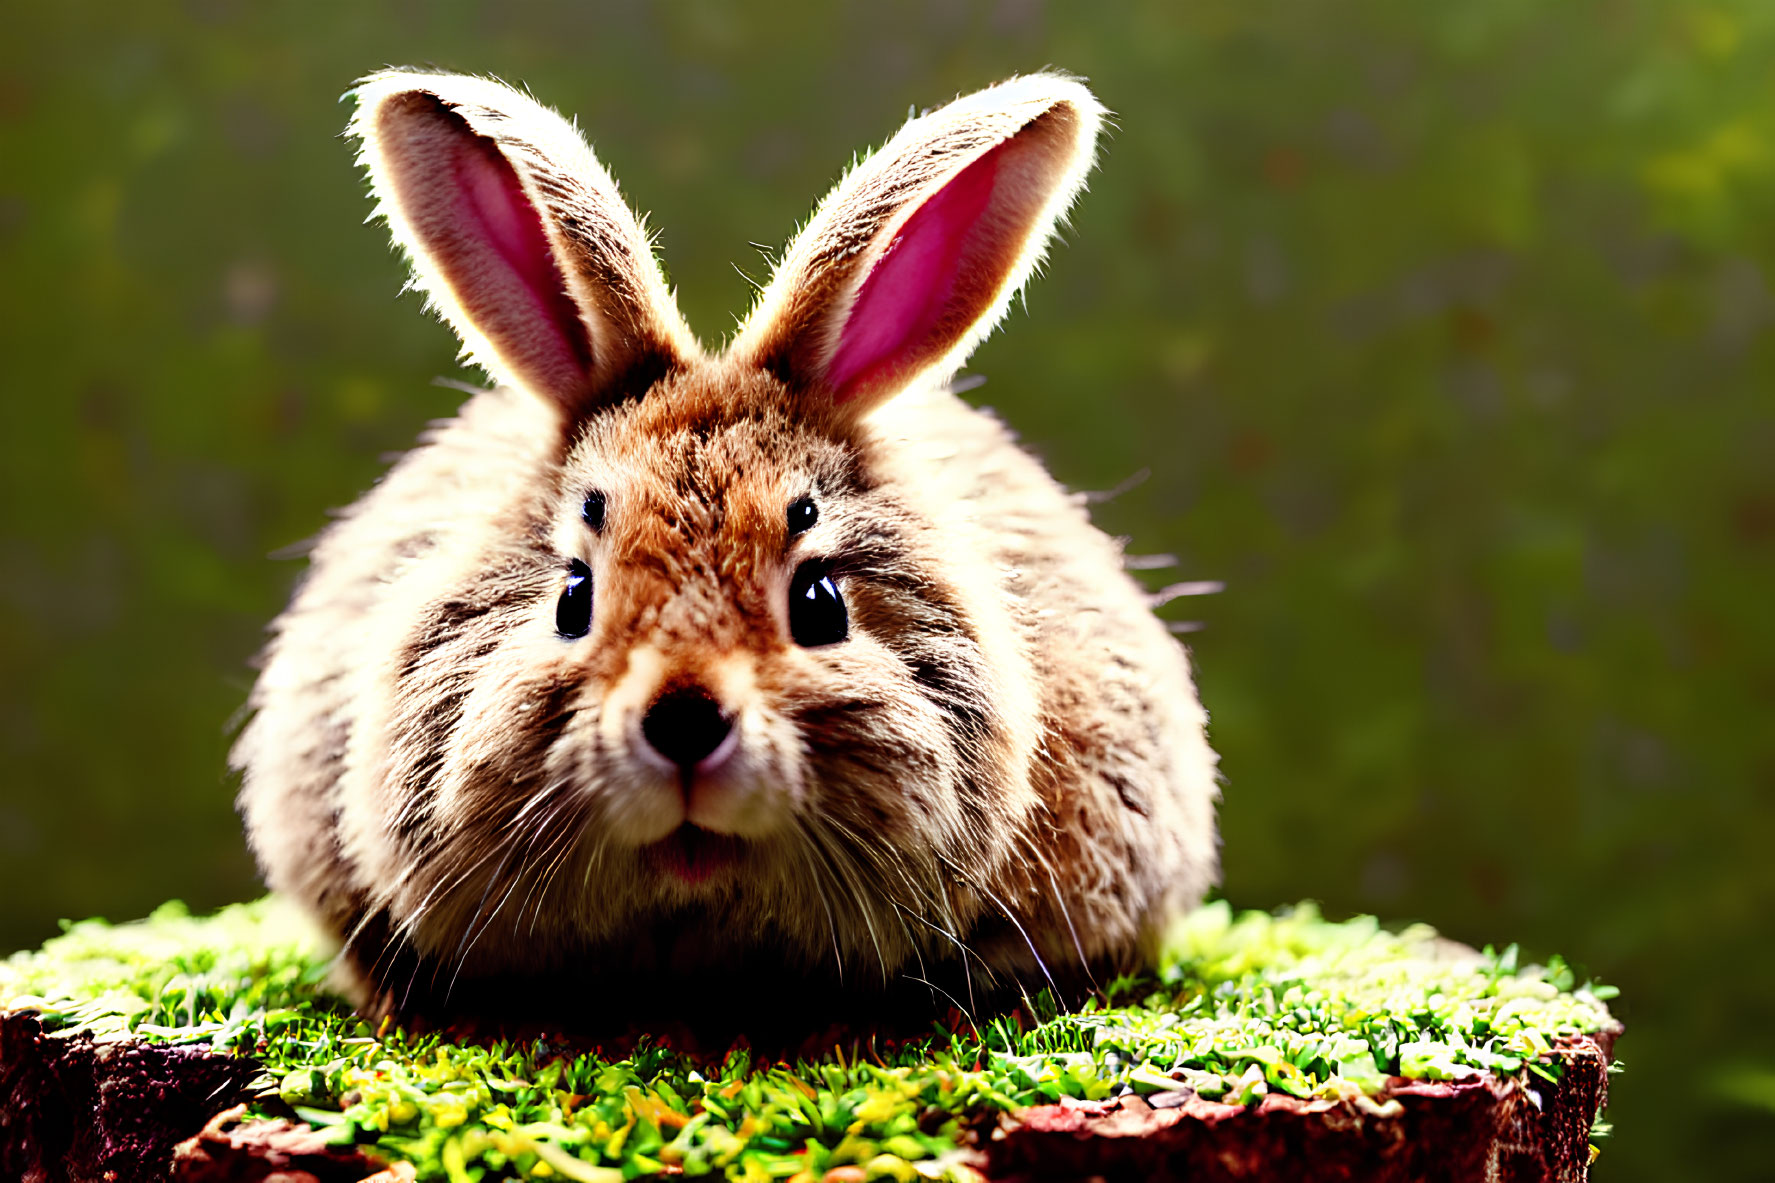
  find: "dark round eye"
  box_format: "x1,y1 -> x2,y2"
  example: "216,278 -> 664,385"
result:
787,496 -> 818,536
789,562 -> 847,647
556,559 -> 593,639
582,491 -> 606,532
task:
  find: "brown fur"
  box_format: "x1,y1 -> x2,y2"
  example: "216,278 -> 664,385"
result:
234,71 -> 1219,1019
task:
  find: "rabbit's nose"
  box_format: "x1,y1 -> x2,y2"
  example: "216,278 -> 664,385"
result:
641,686 -> 735,770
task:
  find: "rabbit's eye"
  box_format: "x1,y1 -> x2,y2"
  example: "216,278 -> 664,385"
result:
556,559 -> 593,638
582,492 -> 606,532
787,496 -> 818,535
789,561 -> 847,647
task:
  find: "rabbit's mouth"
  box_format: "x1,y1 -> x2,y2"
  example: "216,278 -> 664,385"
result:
645,823 -> 745,885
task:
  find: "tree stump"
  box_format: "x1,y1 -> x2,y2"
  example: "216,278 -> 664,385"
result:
0,899 -> 1622,1182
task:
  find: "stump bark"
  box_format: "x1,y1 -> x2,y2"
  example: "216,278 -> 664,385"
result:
974,1030 -> 1619,1183
0,1009 -> 261,1183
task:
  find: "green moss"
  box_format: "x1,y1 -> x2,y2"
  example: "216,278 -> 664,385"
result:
0,899 -> 1617,1182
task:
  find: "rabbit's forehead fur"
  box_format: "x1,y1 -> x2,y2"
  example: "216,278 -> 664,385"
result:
559,367 -> 857,646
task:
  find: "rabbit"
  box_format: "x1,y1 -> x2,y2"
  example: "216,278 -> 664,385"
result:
233,68 -> 1220,1023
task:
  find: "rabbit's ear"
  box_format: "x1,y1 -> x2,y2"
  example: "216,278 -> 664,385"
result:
731,74 -> 1104,418
351,72 -> 699,416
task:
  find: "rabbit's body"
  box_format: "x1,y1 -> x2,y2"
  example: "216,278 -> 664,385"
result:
235,71 -> 1218,1017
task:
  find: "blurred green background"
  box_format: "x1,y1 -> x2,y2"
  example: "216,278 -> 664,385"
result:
3,0 -> 1771,1176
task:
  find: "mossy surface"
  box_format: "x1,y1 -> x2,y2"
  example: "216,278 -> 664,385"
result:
0,899 -> 1617,1182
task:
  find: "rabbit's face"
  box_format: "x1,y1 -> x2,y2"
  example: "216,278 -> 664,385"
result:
390,367 -> 1012,972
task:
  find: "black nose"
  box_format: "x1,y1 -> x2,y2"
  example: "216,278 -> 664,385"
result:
641,687 -> 733,768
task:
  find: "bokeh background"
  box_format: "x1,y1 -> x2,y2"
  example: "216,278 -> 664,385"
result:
4,0 -> 1772,1176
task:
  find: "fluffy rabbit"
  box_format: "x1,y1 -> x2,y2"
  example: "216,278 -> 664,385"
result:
234,69 -> 1219,1020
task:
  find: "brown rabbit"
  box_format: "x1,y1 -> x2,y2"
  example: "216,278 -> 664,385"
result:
234,69 -> 1219,1022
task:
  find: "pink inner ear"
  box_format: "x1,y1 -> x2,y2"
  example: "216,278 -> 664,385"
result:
826,141 -> 1006,402
450,133 -> 594,379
